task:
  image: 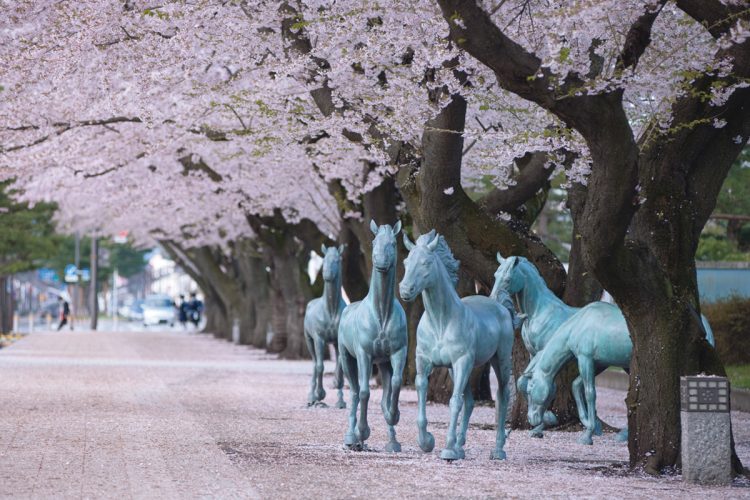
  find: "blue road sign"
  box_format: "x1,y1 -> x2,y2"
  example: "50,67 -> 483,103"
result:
64,264 -> 78,283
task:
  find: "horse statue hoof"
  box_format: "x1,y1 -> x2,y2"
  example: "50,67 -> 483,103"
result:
577,434 -> 594,445
615,428 -> 628,442
529,430 -> 544,439
490,449 -> 507,460
440,448 -> 460,461
418,432 -> 435,452
385,441 -> 402,453
335,400 -> 346,409
344,432 -> 357,447
456,447 -> 465,459
355,426 -> 370,442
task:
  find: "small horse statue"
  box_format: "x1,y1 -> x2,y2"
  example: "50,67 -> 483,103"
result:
338,221 -> 408,452
399,230 -> 515,461
524,300 -> 631,445
494,255 -> 715,445
491,253 -> 578,437
303,244 -> 346,408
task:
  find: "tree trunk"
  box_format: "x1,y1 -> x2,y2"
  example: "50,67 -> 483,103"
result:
339,224 -> 369,302
161,240 -> 230,338
397,92 -> 566,296
0,276 -> 11,334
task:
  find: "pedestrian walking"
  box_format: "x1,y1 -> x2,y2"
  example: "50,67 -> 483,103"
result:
178,294 -> 189,329
57,296 -> 72,331
187,292 -> 203,327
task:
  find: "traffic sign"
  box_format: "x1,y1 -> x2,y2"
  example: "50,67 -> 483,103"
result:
64,264 -> 78,283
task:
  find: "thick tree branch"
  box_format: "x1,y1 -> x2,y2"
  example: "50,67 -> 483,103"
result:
478,151 -> 553,217
616,0 -> 667,71
676,0 -> 750,39
1,116 -> 142,153
436,0 -> 640,284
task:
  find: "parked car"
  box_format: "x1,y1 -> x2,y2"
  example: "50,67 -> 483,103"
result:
142,295 -> 175,327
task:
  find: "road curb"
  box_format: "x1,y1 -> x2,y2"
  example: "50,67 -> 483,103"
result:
595,370 -> 750,413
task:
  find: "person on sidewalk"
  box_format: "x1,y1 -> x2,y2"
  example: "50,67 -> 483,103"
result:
177,294 -> 189,329
57,296 -> 72,331
187,292 -> 203,328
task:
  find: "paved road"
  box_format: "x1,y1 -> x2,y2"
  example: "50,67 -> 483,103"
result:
0,330 -> 747,499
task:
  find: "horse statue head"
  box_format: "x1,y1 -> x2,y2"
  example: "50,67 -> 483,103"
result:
399,230 -> 459,302
491,254 -> 529,297
370,219 -> 402,273
320,243 -> 345,282
526,368 -> 556,427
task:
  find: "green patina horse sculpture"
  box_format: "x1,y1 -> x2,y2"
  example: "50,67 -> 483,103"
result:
400,231 -> 515,461
493,255 -> 715,445
338,221 -> 408,452
491,254 -> 578,437
303,244 -> 346,408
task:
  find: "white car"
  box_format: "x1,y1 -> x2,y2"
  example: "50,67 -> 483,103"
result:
142,295 -> 176,327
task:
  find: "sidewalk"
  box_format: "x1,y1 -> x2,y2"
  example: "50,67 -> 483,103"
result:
0,330 -> 747,499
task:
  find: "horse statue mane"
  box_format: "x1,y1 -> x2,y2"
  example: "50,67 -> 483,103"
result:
512,256 -> 546,287
417,231 -> 460,288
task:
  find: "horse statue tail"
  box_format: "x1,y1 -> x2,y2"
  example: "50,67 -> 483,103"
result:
493,287 -> 525,330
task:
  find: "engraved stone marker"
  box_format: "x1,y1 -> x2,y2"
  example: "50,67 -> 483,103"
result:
680,376 -> 731,485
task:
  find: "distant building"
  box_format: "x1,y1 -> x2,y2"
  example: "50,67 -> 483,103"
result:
148,248 -> 197,298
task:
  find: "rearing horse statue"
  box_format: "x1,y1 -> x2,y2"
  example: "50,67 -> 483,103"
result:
338,221 -> 407,452
400,231 -> 515,461
303,244 -> 346,408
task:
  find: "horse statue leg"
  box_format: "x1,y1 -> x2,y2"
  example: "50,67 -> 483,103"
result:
455,382 -> 474,460
312,336 -> 327,406
339,345 -> 360,449
573,374 -> 604,436
577,356 -> 597,445
518,354 -> 547,438
304,332 -> 319,406
441,356 -> 473,461
415,356 -> 435,453
490,352 -> 511,459
333,344 -> 346,409
377,361 -> 400,452
383,347 -> 406,452
354,349 -> 373,448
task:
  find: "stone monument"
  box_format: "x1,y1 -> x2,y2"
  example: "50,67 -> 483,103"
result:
680,375 -> 731,485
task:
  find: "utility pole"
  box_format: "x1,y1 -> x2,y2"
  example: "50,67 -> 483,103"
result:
112,267 -> 119,330
89,236 -> 98,330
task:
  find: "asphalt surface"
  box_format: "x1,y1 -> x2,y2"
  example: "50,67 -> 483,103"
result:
0,329 -> 747,499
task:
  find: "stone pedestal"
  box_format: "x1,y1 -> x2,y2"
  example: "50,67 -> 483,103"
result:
680,376 -> 731,485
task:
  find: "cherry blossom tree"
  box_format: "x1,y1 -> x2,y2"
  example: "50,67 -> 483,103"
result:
432,0 -> 750,472
3,0 -> 749,471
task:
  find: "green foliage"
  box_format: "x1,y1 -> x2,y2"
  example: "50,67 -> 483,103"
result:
696,234 -> 750,261
715,149 -> 750,216
532,173 -> 572,262
699,148 -> 750,260
557,47 -> 571,63
143,8 -> 169,20
725,365 -> 750,390
0,181 -> 58,275
702,295 -> 750,365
